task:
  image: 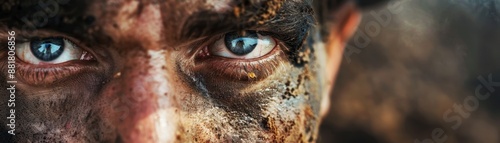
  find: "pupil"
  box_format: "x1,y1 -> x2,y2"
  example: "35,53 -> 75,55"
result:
30,38 -> 64,61
224,31 -> 258,56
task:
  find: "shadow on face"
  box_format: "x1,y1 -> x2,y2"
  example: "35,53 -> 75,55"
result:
0,0 -> 381,142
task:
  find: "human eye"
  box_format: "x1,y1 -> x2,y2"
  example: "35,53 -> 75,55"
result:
194,30 -> 286,81
14,36 -> 98,85
17,37 -> 94,64
209,31 -> 276,59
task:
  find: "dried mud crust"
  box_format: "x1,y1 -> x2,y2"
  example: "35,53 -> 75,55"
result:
233,0 -> 285,25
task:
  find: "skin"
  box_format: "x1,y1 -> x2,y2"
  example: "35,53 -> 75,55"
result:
0,0 -> 361,142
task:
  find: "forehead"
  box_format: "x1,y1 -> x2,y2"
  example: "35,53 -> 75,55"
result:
84,0 -> 305,27
91,0 -> 296,12
0,0 -> 305,24
0,0 -> 314,46
0,0 -> 313,28
6,0 -> 305,19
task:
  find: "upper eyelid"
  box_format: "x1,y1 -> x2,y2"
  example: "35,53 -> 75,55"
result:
181,1 -> 313,36
187,30 -> 279,59
11,31 -> 103,64
14,30 -> 87,49
15,31 -> 69,41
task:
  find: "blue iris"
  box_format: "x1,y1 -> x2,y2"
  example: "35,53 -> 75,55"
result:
224,31 -> 258,55
30,38 -> 64,61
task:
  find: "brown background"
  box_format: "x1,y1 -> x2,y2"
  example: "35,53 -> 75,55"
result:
319,0 -> 500,142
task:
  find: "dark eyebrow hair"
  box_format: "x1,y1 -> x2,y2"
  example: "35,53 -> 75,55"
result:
180,0 -> 315,50
0,0 -> 93,40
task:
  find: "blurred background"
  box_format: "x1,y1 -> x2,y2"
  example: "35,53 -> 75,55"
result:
318,0 -> 500,142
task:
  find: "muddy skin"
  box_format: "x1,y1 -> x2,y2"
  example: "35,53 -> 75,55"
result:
0,0 -> 337,142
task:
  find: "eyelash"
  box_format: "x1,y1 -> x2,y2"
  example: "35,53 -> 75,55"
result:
6,30 -> 291,84
193,39 -> 287,81
10,33 -> 99,85
16,60 -> 98,85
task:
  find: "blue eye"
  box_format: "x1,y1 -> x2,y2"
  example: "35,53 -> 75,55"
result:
30,38 -> 65,61
224,31 -> 258,55
210,31 -> 276,59
17,38 -> 88,65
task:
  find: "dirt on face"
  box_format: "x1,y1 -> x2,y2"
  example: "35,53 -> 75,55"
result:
0,0 -> 328,142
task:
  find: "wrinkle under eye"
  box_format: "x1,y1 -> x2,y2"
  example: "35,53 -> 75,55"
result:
193,30 -> 286,81
12,35 -> 99,85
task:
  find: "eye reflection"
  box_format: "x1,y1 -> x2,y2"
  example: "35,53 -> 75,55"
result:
210,30 -> 276,59
224,31 -> 258,55
17,38 -> 93,65
31,38 -> 64,61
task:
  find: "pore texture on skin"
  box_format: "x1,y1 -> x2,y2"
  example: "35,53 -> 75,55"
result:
0,0 -> 340,142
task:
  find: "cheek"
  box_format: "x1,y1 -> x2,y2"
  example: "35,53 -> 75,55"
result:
0,80 -> 117,142
263,64 -> 323,142
164,59 -> 323,142
309,41 -> 334,118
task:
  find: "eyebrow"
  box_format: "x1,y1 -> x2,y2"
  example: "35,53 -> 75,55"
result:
1,0 -> 315,51
0,0 -> 92,38
180,0 -> 315,50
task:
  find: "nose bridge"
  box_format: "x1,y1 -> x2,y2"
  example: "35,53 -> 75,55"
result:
107,48 -> 178,143
98,2 -> 180,142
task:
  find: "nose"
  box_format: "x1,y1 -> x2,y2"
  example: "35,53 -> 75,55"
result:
97,2 -> 180,142
103,49 -> 179,143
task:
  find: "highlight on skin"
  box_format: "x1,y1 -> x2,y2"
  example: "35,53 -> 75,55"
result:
0,0 -> 380,142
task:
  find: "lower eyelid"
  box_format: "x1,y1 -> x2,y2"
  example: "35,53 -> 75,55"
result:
194,44 -> 286,81
16,61 -> 99,86
16,38 -> 85,64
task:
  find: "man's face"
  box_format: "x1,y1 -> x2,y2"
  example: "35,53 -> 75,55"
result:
0,0 -> 358,142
